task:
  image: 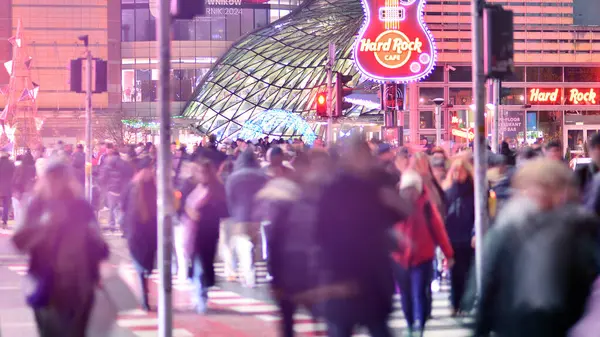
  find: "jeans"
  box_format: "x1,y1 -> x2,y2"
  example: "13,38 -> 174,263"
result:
106,192 -> 121,230
326,316 -> 392,337
229,234 -> 254,286
173,223 -> 189,282
393,260 -> 433,330
132,260 -> 150,309
192,253 -> 209,312
1,196 -> 10,224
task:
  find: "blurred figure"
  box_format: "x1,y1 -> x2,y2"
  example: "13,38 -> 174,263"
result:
412,152 -> 447,220
394,147 -> 411,174
376,143 -> 401,188
264,146 -> 294,179
442,159 -> 474,316
0,150 -> 15,227
392,170 -> 454,336
121,168 -> 157,311
12,151 -> 36,226
430,156 -> 447,186
315,137 -> 410,337
576,133 -> 600,195
500,141 -> 517,166
544,140 -> 563,162
99,149 -> 134,232
224,150 -> 268,287
183,160 -> 228,313
12,161 -> 108,336
475,158 -> 599,337
71,144 -> 86,189
487,153 -> 514,218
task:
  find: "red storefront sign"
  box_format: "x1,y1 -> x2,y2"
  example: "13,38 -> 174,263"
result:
353,0 -> 436,82
452,128 -> 474,141
527,88 -> 600,105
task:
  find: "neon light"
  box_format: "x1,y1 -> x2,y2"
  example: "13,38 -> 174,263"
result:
238,109 -> 317,145
353,0 -> 437,83
452,128 -> 474,140
567,88 -> 597,105
344,97 -> 381,110
528,88 -> 560,104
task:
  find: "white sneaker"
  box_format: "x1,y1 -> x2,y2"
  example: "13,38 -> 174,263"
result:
431,279 -> 441,293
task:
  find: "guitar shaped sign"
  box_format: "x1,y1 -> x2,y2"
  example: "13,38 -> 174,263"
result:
353,0 -> 436,82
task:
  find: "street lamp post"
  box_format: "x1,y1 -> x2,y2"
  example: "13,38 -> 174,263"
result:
432,98 -> 444,146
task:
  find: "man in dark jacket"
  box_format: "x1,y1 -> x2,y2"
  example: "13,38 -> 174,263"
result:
0,151 -> 15,227
71,144 -> 86,188
99,150 -> 133,231
576,133 -> 600,196
224,149 -> 268,287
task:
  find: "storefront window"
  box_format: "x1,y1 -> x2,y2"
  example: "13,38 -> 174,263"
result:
449,88 -> 472,105
501,87 -> 525,105
504,66 -> 525,82
419,110 -> 445,129
419,87 -> 444,105
449,66 -> 472,82
564,67 -> 600,82
567,129 -> 584,153
526,66 -> 562,82
535,110 -> 563,144
421,66 -> 444,82
499,110 -> 525,146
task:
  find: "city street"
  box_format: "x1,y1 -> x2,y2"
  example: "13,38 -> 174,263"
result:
0,223 -> 474,337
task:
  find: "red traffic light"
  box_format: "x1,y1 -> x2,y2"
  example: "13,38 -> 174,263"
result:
316,92 -> 327,116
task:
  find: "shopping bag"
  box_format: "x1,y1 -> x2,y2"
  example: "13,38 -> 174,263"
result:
87,288 -> 118,337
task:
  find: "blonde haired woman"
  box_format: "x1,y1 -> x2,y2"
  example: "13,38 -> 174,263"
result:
12,161 -> 108,336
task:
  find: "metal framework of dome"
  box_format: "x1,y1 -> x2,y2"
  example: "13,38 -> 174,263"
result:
180,0 -> 373,142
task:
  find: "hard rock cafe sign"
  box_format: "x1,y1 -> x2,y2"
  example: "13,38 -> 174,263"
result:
353,0 -> 436,82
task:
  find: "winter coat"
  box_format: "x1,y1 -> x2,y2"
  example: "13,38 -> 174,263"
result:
121,181 -> 157,272
0,157 -> 15,197
392,187 -> 454,268
445,179 -> 475,247
182,180 -> 228,288
99,155 -> 134,194
314,169 -> 406,323
225,151 -> 268,224
576,163 -> 599,198
13,156 -> 36,197
476,198 -> 600,337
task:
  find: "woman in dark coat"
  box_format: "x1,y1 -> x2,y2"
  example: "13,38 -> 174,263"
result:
121,167 -> 158,311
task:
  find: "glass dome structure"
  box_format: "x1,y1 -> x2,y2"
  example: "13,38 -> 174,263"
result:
180,0 -> 377,141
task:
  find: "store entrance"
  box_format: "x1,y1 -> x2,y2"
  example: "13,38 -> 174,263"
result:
564,125 -> 600,157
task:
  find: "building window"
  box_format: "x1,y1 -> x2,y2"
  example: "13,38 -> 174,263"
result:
173,20 -> 195,41
419,87 -> 444,105
135,8 -> 156,41
501,87 -> 525,105
526,66 -> 562,82
255,9 -> 268,29
226,14 -> 241,41
241,9 -> 255,36
211,17 -> 226,41
195,17 -> 211,41
122,9 -> 135,42
564,67 -> 600,82
419,110 -> 445,129
449,66 -> 472,82
449,87 -> 472,105
504,66 -> 525,82
421,65 -> 444,82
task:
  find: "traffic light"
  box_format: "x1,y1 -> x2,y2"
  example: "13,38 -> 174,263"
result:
69,58 -> 83,93
172,0 -> 206,20
484,5 -> 514,80
93,59 -> 107,93
316,92 -> 327,116
335,72 -> 353,116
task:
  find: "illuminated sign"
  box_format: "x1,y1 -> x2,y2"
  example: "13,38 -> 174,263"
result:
566,88 -> 598,105
451,116 -> 463,125
353,0 -> 436,82
527,88 -> 600,105
528,88 -> 560,104
452,128 -> 474,141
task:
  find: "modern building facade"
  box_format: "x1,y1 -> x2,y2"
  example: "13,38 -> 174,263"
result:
183,0 -> 600,150
0,0 -> 121,145
120,0 -> 301,123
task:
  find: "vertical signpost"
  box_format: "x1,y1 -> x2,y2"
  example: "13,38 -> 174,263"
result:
157,0 -> 172,336
326,42 -> 335,146
472,0 -> 487,294
492,79 -> 500,152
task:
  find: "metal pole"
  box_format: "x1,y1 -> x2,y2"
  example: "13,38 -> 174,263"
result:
492,79 -> 500,153
157,0 -> 173,336
326,42 -> 334,146
85,47 -> 92,201
472,0 -> 488,295
435,104 -> 442,146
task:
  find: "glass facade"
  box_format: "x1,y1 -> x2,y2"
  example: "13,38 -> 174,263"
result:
181,0 -> 374,142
